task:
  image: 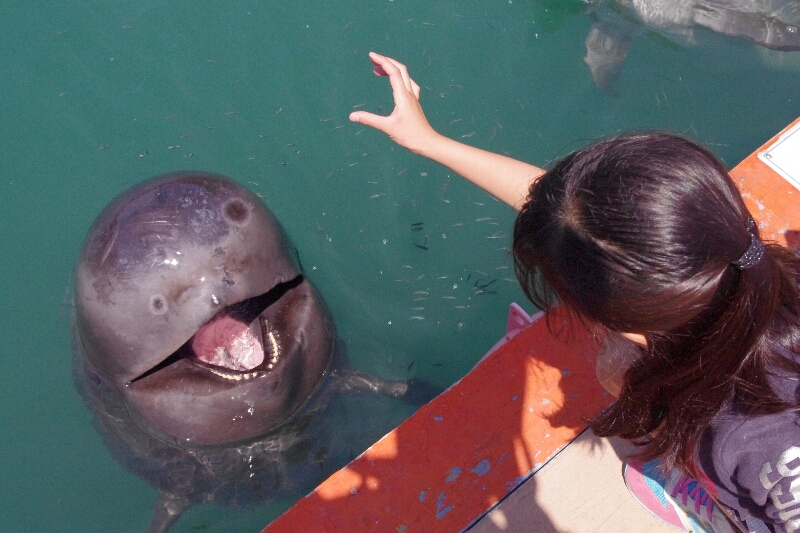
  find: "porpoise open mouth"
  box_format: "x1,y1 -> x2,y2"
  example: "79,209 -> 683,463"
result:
128,275 -> 304,385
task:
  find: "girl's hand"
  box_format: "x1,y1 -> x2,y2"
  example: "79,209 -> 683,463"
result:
349,52 -> 439,155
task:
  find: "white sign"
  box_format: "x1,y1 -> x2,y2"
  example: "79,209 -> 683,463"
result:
759,121 -> 800,192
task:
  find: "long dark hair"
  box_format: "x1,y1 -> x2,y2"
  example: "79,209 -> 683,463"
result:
512,132 -> 800,474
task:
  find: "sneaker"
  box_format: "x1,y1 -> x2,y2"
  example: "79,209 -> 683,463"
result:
623,459 -> 736,533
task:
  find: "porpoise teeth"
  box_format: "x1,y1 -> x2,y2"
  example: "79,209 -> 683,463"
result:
208,368 -> 259,381
267,331 -> 279,365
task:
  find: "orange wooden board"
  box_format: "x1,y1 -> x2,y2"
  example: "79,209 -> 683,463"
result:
732,117 -> 800,248
263,307 -> 610,533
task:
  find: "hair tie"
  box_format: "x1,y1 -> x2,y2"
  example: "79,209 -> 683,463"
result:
732,233 -> 765,269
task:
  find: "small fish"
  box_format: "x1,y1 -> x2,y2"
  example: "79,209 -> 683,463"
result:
475,279 -> 496,290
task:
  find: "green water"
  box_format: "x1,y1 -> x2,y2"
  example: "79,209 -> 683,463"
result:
1,1 -> 798,531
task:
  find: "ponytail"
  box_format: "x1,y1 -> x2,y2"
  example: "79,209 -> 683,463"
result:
513,132 -> 800,475
591,242 -> 800,474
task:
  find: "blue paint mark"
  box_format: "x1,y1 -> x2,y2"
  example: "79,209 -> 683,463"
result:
505,476 -> 526,492
511,396 -> 518,401
397,526 -> 407,533
561,369 -> 573,377
497,453 -> 509,464
471,459 -> 491,477
436,504 -> 455,520
436,492 -> 455,520
433,416 -> 444,421
418,490 -> 427,502
445,466 -> 462,483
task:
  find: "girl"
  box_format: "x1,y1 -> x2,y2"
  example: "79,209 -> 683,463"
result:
349,52 -> 800,533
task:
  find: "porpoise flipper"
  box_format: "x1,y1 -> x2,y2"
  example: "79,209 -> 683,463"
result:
148,492 -> 191,533
335,369 -> 409,398
584,20 -> 634,94
333,368 -> 443,405
396,378 -> 443,405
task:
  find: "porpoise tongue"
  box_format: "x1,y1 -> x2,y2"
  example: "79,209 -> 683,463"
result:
191,314 -> 265,371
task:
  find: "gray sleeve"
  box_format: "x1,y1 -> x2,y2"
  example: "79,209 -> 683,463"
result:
710,412 -> 800,533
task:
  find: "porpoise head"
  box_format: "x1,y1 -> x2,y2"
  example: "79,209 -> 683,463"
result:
74,172 -> 334,447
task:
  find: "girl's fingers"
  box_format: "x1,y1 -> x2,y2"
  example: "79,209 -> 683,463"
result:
411,80 -> 420,99
372,66 -> 388,77
369,52 -> 416,97
377,63 -> 417,110
381,56 -> 414,93
349,110 -> 387,131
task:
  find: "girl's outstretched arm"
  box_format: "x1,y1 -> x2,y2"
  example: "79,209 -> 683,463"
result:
349,52 -> 544,211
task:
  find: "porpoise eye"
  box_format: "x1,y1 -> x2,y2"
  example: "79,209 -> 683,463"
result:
149,294 -> 169,315
223,198 -> 250,226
